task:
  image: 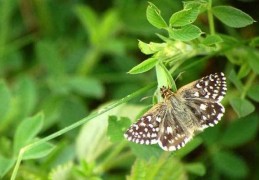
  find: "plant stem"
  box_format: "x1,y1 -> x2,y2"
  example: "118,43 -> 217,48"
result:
241,72 -> 257,99
10,83 -> 156,180
11,147 -> 26,180
207,0 -> 215,35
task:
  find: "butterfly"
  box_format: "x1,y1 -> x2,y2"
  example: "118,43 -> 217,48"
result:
124,72 -> 227,151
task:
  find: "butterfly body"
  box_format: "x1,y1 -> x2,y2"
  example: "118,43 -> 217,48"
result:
124,72 -> 227,151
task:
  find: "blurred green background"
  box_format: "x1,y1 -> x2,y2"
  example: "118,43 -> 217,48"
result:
0,0 -> 259,179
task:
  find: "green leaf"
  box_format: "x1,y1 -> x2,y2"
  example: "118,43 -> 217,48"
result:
237,63 -> 251,79
225,47 -> 246,65
201,35 -> 223,46
36,41 -> 65,77
128,156 -> 187,180
146,2 -> 167,29
99,10 -> 119,41
58,98 -> 88,134
230,97 -> 255,117
67,76 -> 104,98
0,156 -> 15,178
200,125 -> 221,146
250,36 -> 259,47
129,143 -> 162,160
156,62 -> 176,92
0,81 -> 12,122
127,159 -> 146,180
220,34 -> 239,48
154,157 -> 187,180
220,114 -> 258,148
212,6 -> 255,28
75,5 -> 99,44
228,69 -> 243,92
183,1 -> 204,10
169,6 -> 200,27
128,58 -> 158,74
138,40 -> 166,55
247,85 -> 259,102
13,113 -> 44,155
76,103 -> 145,162
76,108 -> 111,162
41,96 -> 63,129
23,142 -> 55,160
185,162 -> 206,176
169,24 -> 203,41
246,48 -> 259,74
213,151 -> 248,178
107,116 -> 131,142
13,76 -> 37,120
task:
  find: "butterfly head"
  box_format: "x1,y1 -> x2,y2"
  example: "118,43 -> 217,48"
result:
160,86 -> 174,99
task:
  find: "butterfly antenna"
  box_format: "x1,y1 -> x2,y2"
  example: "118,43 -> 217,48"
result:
174,71 -> 185,82
140,96 -> 153,102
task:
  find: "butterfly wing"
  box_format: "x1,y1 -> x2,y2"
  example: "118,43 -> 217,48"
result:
157,109 -> 192,151
185,100 -> 225,130
124,103 -> 167,145
178,72 -> 227,129
178,72 -> 227,102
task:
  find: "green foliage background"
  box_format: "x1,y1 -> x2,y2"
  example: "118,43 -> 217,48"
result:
0,0 -> 258,179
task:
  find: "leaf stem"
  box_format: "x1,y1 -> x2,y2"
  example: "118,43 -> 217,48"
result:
10,83 -> 156,180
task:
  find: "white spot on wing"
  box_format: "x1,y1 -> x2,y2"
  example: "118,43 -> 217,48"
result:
217,113 -> 223,120
200,104 -> 207,111
147,133 -> 150,138
156,117 -> 161,122
146,140 -> 150,145
140,122 -> 146,126
196,83 -> 202,88
151,139 -> 157,144
194,92 -> 199,97
166,127 -> 173,133
151,133 -> 157,138
169,146 -> 176,151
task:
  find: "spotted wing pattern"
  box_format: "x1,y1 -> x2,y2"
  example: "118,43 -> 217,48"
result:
124,72 -> 227,151
178,72 -> 227,129
179,72 -> 227,102
124,103 -> 166,145
157,111 -> 191,151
